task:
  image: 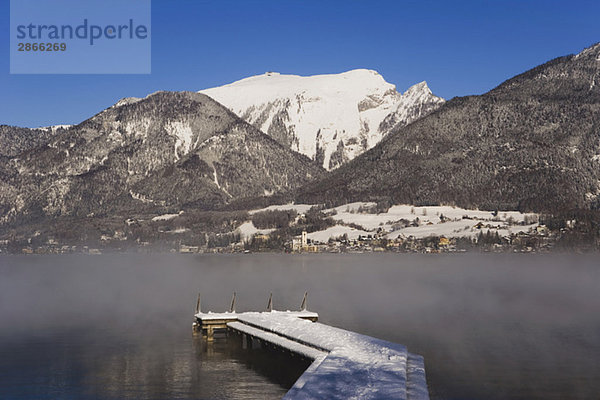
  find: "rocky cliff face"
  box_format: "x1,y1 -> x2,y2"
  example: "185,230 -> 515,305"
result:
296,44 -> 600,213
200,69 -> 444,170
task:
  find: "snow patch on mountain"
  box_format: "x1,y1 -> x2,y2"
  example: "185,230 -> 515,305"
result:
39,124 -> 73,132
112,97 -> 143,108
167,121 -> 194,160
200,69 -> 444,169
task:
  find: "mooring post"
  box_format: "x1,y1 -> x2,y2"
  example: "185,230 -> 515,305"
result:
267,293 -> 273,312
195,293 -> 201,314
230,292 -> 236,313
192,292 -> 202,334
301,291 -> 308,311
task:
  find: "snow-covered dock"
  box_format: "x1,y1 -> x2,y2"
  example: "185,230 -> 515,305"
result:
193,295 -> 429,399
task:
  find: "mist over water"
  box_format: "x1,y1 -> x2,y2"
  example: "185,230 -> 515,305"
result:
0,253 -> 598,399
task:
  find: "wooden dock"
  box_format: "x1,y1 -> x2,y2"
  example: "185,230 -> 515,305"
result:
193,293 -> 429,399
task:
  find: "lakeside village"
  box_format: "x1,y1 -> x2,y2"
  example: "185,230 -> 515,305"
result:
2,202 -> 596,255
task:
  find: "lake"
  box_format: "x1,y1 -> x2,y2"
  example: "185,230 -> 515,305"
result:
0,253 -> 598,399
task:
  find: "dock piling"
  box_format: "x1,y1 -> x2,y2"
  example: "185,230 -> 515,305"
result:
230,292 -> 236,313
195,293 -> 201,314
266,293 -> 273,312
300,291 -> 307,311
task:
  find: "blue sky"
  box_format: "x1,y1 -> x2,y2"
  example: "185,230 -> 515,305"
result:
1,0 -> 599,127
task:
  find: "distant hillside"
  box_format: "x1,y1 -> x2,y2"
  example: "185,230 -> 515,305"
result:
0,92 -> 323,227
0,125 -> 67,157
295,44 -> 600,213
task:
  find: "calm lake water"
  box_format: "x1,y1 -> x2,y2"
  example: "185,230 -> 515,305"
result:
0,253 -> 598,399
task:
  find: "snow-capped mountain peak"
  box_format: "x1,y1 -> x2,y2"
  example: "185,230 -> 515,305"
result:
200,70 -> 444,169
405,81 -> 431,96
112,97 -> 143,108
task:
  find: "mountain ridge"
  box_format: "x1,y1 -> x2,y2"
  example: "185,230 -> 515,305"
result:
0,91 -> 323,227
2,44 -> 600,251
200,69 -> 444,169
294,44 -> 600,213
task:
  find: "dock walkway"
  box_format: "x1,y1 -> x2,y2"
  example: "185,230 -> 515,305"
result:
194,309 -> 429,399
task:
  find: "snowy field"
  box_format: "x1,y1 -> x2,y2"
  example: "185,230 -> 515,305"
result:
248,202 -> 539,243
248,204 -> 315,215
235,221 -> 275,240
306,225 -> 371,242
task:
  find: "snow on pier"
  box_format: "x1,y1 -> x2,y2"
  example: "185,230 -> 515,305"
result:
227,321 -> 327,360
194,303 -> 429,399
